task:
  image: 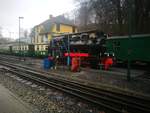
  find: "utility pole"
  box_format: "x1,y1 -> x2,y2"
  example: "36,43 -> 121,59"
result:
67,34 -> 70,70
127,0 -> 132,81
19,17 -> 24,59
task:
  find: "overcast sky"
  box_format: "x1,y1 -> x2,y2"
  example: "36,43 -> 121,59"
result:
0,0 -> 75,39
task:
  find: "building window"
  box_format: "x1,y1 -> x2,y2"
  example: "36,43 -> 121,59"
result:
41,45 -> 43,50
32,37 -> 35,44
56,23 -> 60,32
45,46 -> 48,50
37,45 -> 39,50
44,34 -> 48,43
41,36 -> 43,43
37,36 -> 38,43
73,26 -> 75,33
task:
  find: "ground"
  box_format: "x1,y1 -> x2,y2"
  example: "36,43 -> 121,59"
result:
0,54 -> 150,113
0,68 -> 102,113
1,54 -> 150,95
0,83 -> 35,113
25,57 -> 150,95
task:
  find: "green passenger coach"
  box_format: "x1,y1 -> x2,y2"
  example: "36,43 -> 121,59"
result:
106,34 -> 150,63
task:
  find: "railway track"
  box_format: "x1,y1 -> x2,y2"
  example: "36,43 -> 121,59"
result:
0,57 -> 150,113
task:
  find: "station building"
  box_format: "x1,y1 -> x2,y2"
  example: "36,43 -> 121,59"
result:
30,15 -> 78,52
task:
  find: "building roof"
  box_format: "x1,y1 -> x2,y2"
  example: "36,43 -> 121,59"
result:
107,34 -> 150,39
39,15 -> 75,34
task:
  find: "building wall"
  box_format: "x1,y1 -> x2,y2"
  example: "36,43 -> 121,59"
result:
47,24 -> 67,41
60,24 -> 74,33
48,23 -> 77,41
51,23 -> 77,33
32,22 -> 78,45
48,34 -> 52,41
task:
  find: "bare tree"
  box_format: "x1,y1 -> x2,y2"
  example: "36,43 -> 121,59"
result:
29,27 -> 35,44
24,30 -> 28,38
134,0 -> 150,34
78,1 -> 90,26
75,0 -> 150,34
75,0 -> 127,34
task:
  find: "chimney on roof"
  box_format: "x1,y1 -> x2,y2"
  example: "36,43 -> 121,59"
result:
49,15 -> 53,19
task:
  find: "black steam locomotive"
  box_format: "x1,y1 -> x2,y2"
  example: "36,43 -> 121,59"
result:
48,30 -> 107,68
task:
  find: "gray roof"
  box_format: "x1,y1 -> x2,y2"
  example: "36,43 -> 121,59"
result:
107,34 -> 150,39
51,15 -> 74,26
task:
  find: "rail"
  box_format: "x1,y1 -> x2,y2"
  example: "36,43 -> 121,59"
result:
0,57 -> 150,113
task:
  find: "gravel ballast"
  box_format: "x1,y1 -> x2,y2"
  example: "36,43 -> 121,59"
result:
0,68 -> 103,113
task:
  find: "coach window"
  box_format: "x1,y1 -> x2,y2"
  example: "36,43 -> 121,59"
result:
113,41 -> 120,50
113,41 -> 116,49
117,42 -> 120,47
